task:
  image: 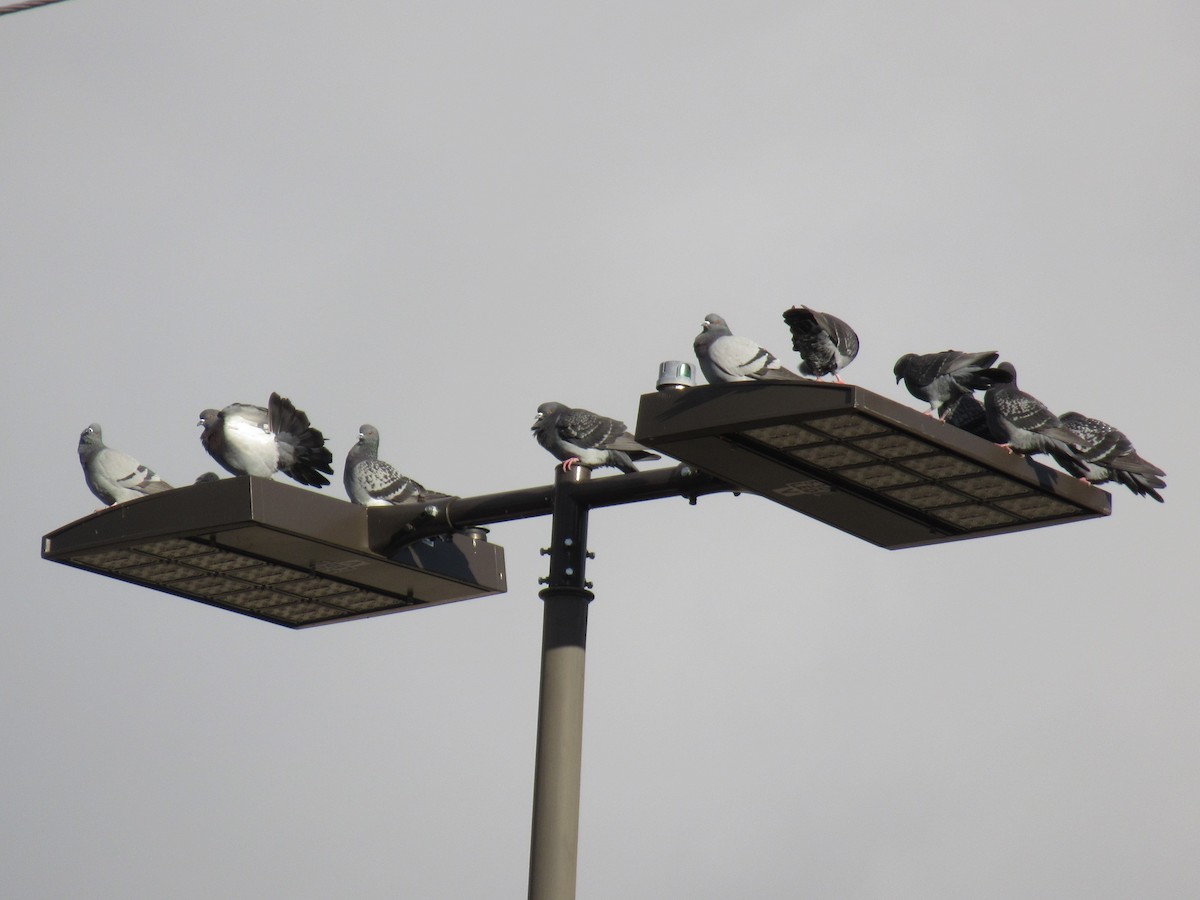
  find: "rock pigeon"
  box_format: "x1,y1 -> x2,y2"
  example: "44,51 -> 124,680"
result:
893,350 -> 1011,415
1050,412 -> 1166,502
982,363 -> 1086,475
938,394 -> 994,440
532,402 -> 661,473
693,314 -> 805,384
781,305 -> 860,382
198,392 -> 334,487
78,423 -> 173,505
344,424 -> 451,506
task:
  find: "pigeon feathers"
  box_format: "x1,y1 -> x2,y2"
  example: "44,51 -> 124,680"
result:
344,424 -> 451,506
781,305 -> 860,382
983,363 -> 1086,475
693,314 -> 804,384
894,350 -> 1011,415
1052,412 -> 1167,502
198,392 -> 333,487
532,402 -> 660,473
78,423 -> 173,505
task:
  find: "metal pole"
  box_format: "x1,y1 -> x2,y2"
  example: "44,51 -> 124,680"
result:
528,466 -> 594,900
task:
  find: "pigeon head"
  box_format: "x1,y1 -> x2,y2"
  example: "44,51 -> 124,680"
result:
198,409 -> 220,429
532,402 -> 563,431
893,354 -> 916,382
357,424 -> 381,449
78,423 -> 103,453
996,362 -> 1017,385
700,314 -> 731,334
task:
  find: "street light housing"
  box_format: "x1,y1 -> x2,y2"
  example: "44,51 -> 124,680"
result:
42,476 -> 507,627
634,381 -> 1110,549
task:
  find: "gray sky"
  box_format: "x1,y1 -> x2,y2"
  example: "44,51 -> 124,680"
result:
3,2 -> 1198,897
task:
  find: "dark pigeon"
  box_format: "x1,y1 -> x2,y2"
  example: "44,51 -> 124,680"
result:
78,423 -> 173,505
938,394 -> 994,440
344,424 -> 452,506
198,392 -> 333,487
781,305 -> 860,382
693,313 -> 804,384
532,402 -> 661,473
1050,412 -> 1166,502
894,350 -> 1011,415
982,363 -> 1086,475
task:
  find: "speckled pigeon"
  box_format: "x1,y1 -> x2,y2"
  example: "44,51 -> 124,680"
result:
1050,412 -> 1166,502
982,363 -> 1085,475
532,402 -> 661,473
781,305 -> 860,382
894,350 -> 1011,415
198,392 -> 333,487
693,313 -> 804,384
344,424 -> 452,506
78,423 -> 173,505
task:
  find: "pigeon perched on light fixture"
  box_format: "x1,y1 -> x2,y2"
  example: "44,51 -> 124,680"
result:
693,313 -> 804,384
78,423 -> 173,505
1050,412 -> 1166,502
937,394 -> 994,440
532,402 -> 660,473
344,424 -> 451,506
982,363 -> 1085,475
198,392 -> 333,487
893,349 -> 1011,416
781,305 -> 860,382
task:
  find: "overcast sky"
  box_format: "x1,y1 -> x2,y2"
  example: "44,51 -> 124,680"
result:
3,2 -> 1198,898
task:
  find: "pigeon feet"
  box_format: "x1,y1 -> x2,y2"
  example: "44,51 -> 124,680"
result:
561,457 -> 582,472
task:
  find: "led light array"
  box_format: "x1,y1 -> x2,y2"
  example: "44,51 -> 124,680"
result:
742,413 -> 1084,531
68,537 -> 418,626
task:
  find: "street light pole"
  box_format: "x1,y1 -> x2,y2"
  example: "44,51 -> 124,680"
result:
528,466 -> 594,900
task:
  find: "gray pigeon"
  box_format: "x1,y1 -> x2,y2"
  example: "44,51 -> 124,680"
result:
344,424 -> 451,506
894,350 -> 1011,415
198,392 -> 334,487
532,402 -> 661,473
1050,412 -> 1166,502
938,394 -> 994,440
693,314 -> 805,384
982,363 -> 1086,475
78,423 -> 173,505
781,305 -> 860,382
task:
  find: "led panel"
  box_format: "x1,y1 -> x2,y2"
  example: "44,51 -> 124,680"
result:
634,382 -> 1110,549
43,476 -> 507,627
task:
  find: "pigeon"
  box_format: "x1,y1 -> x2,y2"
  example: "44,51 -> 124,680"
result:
938,394 -> 994,440
344,424 -> 452,506
893,350 -> 1012,415
693,313 -> 805,384
532,402 -> 661,473
982,363 -> 1086,475
78,423 -> 173,505
781,305 -> 860,382
198,392 -> 334,487
1049,412 -> 1166,502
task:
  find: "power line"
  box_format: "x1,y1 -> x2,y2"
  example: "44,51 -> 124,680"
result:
0,0 -> 73,17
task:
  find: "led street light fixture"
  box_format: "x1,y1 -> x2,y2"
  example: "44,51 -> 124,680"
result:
635,381 -> 1110,549
42,476 -> 506,627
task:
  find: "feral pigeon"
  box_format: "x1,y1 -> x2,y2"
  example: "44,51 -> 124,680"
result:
78,423 -> 173,505
781,305 -> 860,382
982,363 -> 1086,475
938,394 -> 994,440
532,402 -> 661,473
198,392 -> 333,487
894,350 -> 1011,415
693,314 -> 805,384
344,424 -> 451,506
1050,412 -> 1166,502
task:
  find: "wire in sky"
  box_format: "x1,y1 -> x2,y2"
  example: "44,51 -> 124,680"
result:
0,0 -> 73,17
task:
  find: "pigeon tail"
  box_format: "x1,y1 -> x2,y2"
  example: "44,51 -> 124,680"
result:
268,392 -> 334,487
